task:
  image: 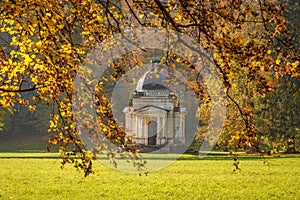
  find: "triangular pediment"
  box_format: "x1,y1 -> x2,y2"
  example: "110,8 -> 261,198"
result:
134,105 -> 168,114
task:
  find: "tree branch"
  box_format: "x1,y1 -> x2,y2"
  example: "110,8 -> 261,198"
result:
153,0 -> 180,32
0,85 -> 37,93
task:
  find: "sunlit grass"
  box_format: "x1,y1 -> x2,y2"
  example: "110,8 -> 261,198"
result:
0,153 -> 299,199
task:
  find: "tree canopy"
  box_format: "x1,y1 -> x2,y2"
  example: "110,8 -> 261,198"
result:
0,0 -> 299,175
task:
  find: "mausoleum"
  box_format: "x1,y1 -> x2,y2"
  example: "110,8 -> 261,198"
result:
123,56 -> 186,147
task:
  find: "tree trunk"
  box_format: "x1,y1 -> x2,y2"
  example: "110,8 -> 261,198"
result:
286,137 -> 296,153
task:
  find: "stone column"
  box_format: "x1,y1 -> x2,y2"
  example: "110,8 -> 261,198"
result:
162,115 -> 166,145
135,115 -> 138,138
162,115 -> 166,137
182,114 -> 185,144
157,116 -> 160,145
145,118 -> 148,145
178,114 -> 182,144
141,117 -> 144,138
138,116 -> 142,139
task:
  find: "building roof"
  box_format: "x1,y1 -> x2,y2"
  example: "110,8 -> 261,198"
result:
142,83 -> 170,90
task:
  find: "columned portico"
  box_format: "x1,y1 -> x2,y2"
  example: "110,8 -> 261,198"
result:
123,90 -> 186,147
131,109 -> 169,145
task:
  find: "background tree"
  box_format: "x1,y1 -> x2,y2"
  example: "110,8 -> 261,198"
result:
255,75 -> 300,153
0,107 -> 12,133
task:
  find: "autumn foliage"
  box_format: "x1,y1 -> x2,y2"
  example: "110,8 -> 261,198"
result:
0,0 -> 299,175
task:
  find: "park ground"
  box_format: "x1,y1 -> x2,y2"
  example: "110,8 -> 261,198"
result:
0,153 -> 299,200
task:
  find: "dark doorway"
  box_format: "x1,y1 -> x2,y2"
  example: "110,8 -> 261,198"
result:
148,121 -> 157,145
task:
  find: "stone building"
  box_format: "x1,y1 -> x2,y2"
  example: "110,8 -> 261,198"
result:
123,56 -> 186,147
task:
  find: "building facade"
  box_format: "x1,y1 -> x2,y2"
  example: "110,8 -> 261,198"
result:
123,62 -> 186,146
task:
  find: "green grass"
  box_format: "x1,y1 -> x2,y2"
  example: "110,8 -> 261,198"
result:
0,153 -> 299,200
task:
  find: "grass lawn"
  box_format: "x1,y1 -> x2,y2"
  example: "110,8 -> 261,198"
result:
0,153 -> 299,200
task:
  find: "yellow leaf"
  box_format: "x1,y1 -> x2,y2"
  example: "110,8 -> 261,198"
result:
292,61 -> 299,68
23,54 -> 32,65
36,40 -> 42,48
4,19 -> 14,25
58,24 -> 64,29
82,31 -> 90,35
